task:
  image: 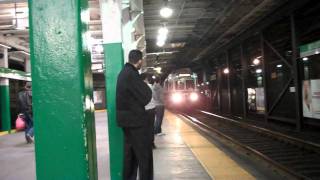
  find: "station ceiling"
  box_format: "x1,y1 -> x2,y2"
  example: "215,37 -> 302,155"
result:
0,0 -> 104,72
0,0 -> 290,74
143,0 -> 290,74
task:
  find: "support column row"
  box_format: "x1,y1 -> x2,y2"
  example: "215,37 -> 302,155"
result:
0,47 -> 11,132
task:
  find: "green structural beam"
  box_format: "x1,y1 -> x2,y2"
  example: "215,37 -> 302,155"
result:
0,67 -> 31,81
28,0 -> 97,179
0,79 -> 11,132
104,43 -> 124,180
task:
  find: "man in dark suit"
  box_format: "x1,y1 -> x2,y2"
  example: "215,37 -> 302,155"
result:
116,49 -> 153,180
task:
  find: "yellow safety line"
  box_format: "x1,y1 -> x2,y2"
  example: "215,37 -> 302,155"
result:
0,129 -> 17,136
166,111 -> 255,180
95,109 -> 107,112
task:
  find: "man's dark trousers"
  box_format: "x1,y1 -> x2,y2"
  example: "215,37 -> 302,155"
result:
123,125 -> 153,180
146,108 -> 155,146
154,105 -> 165,134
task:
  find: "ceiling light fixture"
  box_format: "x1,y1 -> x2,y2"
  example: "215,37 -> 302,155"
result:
302,57 -> 309,61
158,27 -> 168,36
160,7 -> 173,18
156,26 -> 168,47
256,69 -> 262,74
253,58 -> 260,65
156,40 -> 165,47
223,68 -> 229,74
157,33 -> 167,42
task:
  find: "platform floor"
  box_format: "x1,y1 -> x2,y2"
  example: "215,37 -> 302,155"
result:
0,111 -> 274,179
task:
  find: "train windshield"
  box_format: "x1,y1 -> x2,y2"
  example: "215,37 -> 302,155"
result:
186,80 -> 195,90
175,81 -> 185,90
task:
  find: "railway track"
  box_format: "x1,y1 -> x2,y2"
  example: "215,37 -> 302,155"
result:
181,110 -> 320,180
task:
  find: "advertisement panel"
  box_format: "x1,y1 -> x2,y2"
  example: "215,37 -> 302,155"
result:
302,79 -> 320,119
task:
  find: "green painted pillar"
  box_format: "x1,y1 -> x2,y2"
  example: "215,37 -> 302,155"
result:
0,78 -> 11,132
0,47 -> 11,132
28,0 -> 97,179
99,0 -> 124,179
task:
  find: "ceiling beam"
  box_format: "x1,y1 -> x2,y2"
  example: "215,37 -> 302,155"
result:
0,35 -> 29,52
0,0 -> 26,3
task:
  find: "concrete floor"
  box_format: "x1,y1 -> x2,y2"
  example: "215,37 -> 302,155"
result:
0,111 -> 210,180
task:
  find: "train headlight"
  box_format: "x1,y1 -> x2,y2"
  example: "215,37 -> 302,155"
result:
171,93 -> 183,103
189,92 -> 198,102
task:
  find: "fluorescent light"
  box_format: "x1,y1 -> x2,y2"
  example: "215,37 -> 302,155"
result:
276,64 -> 283,68
146,51 -> 179,56
157,33 -> 167,42
253,58 -> 260,65
158,27 -> 168,35
302,57 -> 309,61
179,74 -> 191,77
160,7 -> 173,18
154,67 -> 162,73
156,41 -> 165,47
256,69 -> 262,73
156,27 -> 168,47
223,68 -> 229,74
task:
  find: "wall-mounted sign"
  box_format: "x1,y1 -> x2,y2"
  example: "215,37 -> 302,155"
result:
300,40 -> 320,57
210,74 -> 217,81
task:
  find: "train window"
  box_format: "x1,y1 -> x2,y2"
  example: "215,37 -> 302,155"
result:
175,81 -> 185,90
168,82 -> 173,90
186,80 -> 195,90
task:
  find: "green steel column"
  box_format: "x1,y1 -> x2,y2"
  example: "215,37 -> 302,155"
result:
0,47 -> 11,132
28,0 -> 97,179
0,78 -> 11,132
99,0 -> 124,179
104,43 -> 124,180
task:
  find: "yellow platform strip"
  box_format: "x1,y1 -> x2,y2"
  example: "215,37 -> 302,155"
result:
95,109 -> 107,112
0,129 -> 17,136
166,111 -> 255,180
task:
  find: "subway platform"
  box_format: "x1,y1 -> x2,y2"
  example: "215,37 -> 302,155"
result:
0,111 -> 276,180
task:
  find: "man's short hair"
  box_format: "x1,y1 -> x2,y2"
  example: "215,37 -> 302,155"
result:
129,50 -> 143,64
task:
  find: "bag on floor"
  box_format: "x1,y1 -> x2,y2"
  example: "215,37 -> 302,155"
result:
15,114 -> 26,131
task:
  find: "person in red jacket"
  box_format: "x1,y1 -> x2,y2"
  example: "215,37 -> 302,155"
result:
18,82 -> 34,143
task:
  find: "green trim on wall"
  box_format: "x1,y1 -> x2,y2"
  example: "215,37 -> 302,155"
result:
0,68 -> 31,81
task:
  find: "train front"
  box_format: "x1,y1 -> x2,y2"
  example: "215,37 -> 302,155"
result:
164,72 -> 202,110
